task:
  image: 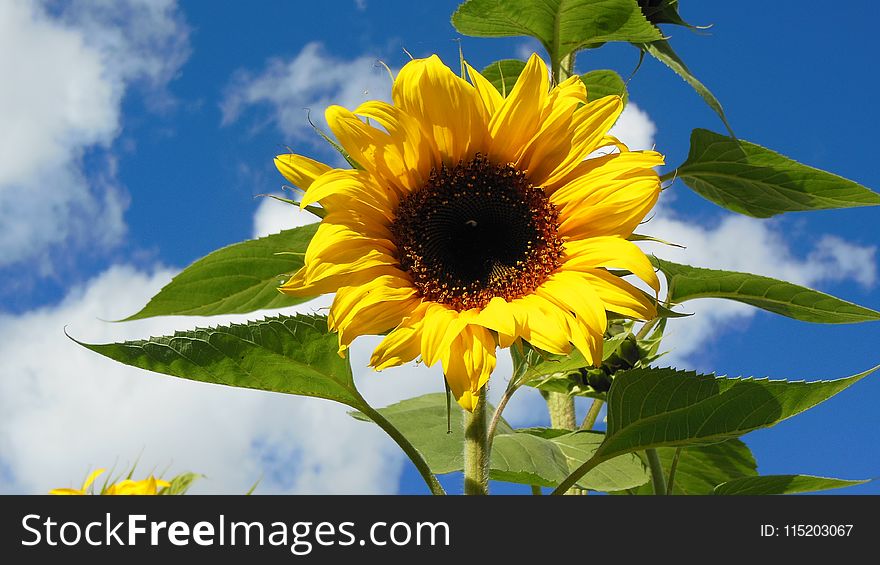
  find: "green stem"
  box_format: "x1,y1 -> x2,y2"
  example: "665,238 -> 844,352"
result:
580,399 -> 604,430
551,453 -> 610,495
552,52 -> 576,84
486,382 -> 518,451
464,387 -> 490,495
359,403 -> 446,496
666,448 -> 682,495
636,317 -> 660,340
659,169 -> 678,183
646,448 -> 667,495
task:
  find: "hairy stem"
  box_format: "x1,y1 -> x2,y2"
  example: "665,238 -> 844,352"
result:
545,391 -> 585,494
545,391 -> 577,430
463,387 -> 490,495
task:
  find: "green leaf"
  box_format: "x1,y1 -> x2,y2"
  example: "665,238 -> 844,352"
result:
600,366 -> 878,459
630,440 -> 757,495
639,41 -> 734,137
351,393 -> 514,475
714,475 -> 869,495
123,224 -> 319,320
501,428 -> 647,489
546,430 -> 649,491
353,393 -> 494,473
351,394 -> 645,490
653,257 -> 880,324
529,373 -> 606,399
480,59 -> 526,96
75,314 -> 363,407
453,0 -> 661,65
490,433 -> 571,487
675,129 -> 880,217
581,69 -> 628,105
513,346 -> 592,388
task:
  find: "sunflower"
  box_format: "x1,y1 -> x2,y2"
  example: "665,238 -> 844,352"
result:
276,53 -> 662,411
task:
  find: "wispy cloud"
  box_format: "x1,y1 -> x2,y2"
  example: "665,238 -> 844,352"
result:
221,42 -> 393,143
0,0 -> 190,274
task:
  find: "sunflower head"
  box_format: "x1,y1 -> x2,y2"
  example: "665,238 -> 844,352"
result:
276,53 -> 662,411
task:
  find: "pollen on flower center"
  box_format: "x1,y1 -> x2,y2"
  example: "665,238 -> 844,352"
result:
391,153 -> 564,311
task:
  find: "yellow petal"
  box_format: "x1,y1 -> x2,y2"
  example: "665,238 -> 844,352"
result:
330,277 -> 420,352
474,296 -> 518,347
49,488 -> 86,495
305,248 -> 399,290
370,322 -> 424,370
280,263 -> 405,298
540,96 -> 624,187
488,53 -> 549,163
550,150 -> 664,199
510,295 -> 573,355
441,326 -> 497,412
558,182 -> 660,239
304,221 -> 394,265
274,154 -> 331,191
325,105 -> 414,193
579,269 -> 657,320
536,270 -> 608,339
301,168 -> 397,222
552,152 -> 662,239
465,61 -> 504,122
355,100 -> 436,187
82,468 -> 106,491
516,75 -> 588,184
563,236 -> 661,291
329,274 -> 416,331
562,311 -> 604,366
419,303 -> 468,366
392,55 -> 485,164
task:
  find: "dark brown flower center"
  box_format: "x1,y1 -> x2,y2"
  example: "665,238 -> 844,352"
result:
390,153 -> 564,311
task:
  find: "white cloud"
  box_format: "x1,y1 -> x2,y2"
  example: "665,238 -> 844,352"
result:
0,0 -> 189,270
222,42 -> 393,142
642,213 -> 877,365
48,0 -> 191,104
0,264 -> 413,495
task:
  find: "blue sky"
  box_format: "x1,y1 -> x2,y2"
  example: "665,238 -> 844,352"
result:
0,0 -> 877,495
